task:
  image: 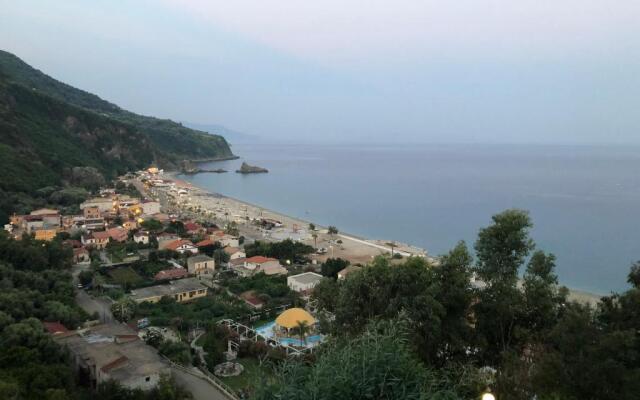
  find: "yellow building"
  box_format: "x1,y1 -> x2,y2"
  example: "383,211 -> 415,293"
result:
275,308 -> 316,331
35,228 -> 57,241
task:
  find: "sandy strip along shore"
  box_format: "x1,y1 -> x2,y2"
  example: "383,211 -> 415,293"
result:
150,172 -> 603,306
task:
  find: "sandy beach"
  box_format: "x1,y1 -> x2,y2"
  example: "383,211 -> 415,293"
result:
147,172 -> 603,306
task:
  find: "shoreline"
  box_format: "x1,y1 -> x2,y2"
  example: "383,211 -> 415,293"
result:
161,171 -> 603,306
187,155 -> 240,162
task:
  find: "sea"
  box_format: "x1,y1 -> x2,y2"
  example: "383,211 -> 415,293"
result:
179,142 -> 640,294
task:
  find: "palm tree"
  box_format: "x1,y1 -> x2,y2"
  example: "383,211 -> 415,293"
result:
386,242 -> 396,257
295,320 -> 310,346
312,233 -> 318,248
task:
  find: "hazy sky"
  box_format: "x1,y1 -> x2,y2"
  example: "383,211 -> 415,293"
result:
1,0 -> 639,144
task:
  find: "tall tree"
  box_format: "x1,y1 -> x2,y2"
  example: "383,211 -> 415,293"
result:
474,209 -> 534,284
522,251 -> 567,340
474,209 -> 534,363
429,241 -> 475,365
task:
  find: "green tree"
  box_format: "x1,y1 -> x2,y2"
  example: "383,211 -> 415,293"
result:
320,258 -> 349,279
311,278 -> 340,313
141,219 -> 163,232
474,209 -> 534,284
255,318 -> 470,400
111,299 -> 137,322
327,226 -> 338,235
474,209 -> 534,363
333,256 -> 445,365
295,320 -> 310,346
428,241 -> 475,365
522,250 -> 567,340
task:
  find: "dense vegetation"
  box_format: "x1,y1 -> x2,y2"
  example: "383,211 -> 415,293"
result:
0,231 -> 194,399
256,319 -> 482,400
0,49 -> 233,222
258,209 -> 640,400
245,239 -> 315,264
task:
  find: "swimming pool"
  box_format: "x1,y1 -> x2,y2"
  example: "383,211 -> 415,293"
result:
255,321 -> 324,347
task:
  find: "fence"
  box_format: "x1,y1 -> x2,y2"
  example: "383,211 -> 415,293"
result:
162,355 -> 239,400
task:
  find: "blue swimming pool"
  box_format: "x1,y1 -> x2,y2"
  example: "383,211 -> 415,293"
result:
255,321 -> 324,347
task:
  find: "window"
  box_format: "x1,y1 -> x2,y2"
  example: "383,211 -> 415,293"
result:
145,377 -> 150,382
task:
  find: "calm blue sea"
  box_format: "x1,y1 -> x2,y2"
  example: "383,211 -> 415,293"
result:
181,143 -> 640,294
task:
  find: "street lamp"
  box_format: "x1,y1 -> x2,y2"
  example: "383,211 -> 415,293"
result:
481,390 -> 495,400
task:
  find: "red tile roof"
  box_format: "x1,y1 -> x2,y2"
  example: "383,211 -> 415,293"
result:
195,239 -> 215,247
184,222 -> 201,232
240,291 -> 264,306
73,247 -> 89,256
63,239 -> 83,248
224,246 -> 242,255
43,321 -> 69,335
165,239 -> 195,251
246,256 -> 278,264
92,231 -> 111,240
154,268 -> 189,281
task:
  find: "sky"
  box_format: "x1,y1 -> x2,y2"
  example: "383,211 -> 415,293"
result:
1,0 -> 639,144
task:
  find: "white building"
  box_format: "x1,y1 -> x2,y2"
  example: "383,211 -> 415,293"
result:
233,256 -> 287,277
224,246 -> 246,261
287,272 -> 323,293
187,254 -> 215,276
133,231 -> 149,245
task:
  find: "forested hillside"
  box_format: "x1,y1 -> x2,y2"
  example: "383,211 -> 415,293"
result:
0,50 -> 234,221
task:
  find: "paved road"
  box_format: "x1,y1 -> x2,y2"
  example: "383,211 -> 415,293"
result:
75,290 -> 114,323
172,367 -> 230,400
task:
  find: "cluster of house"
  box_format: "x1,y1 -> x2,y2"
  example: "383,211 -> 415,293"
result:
6,208 -> 64,241
4,192 -> 163,256
76,194 -> 161,247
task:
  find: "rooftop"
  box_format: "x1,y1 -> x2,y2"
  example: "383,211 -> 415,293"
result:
246,256 -> 278,264
288,272 -> 323,285
195,239 -> 215,247
43,321 -> 69,335
129,278 -> 205,301
55,323 -> 168,385
165,239 -> 195,251
187,254 -> 214,264
275,308 -> 316,329
224,246 -> 242,255
154,268 -> 189,281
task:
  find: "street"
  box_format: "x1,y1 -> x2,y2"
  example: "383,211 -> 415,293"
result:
171,367 -> 231,400
75,289 -> 114,323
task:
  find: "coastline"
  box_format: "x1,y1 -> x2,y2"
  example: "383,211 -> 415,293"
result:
187,155 -> 240,162
161,171 -> 603,306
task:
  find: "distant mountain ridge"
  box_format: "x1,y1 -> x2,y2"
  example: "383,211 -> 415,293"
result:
0,49 -> 234,220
